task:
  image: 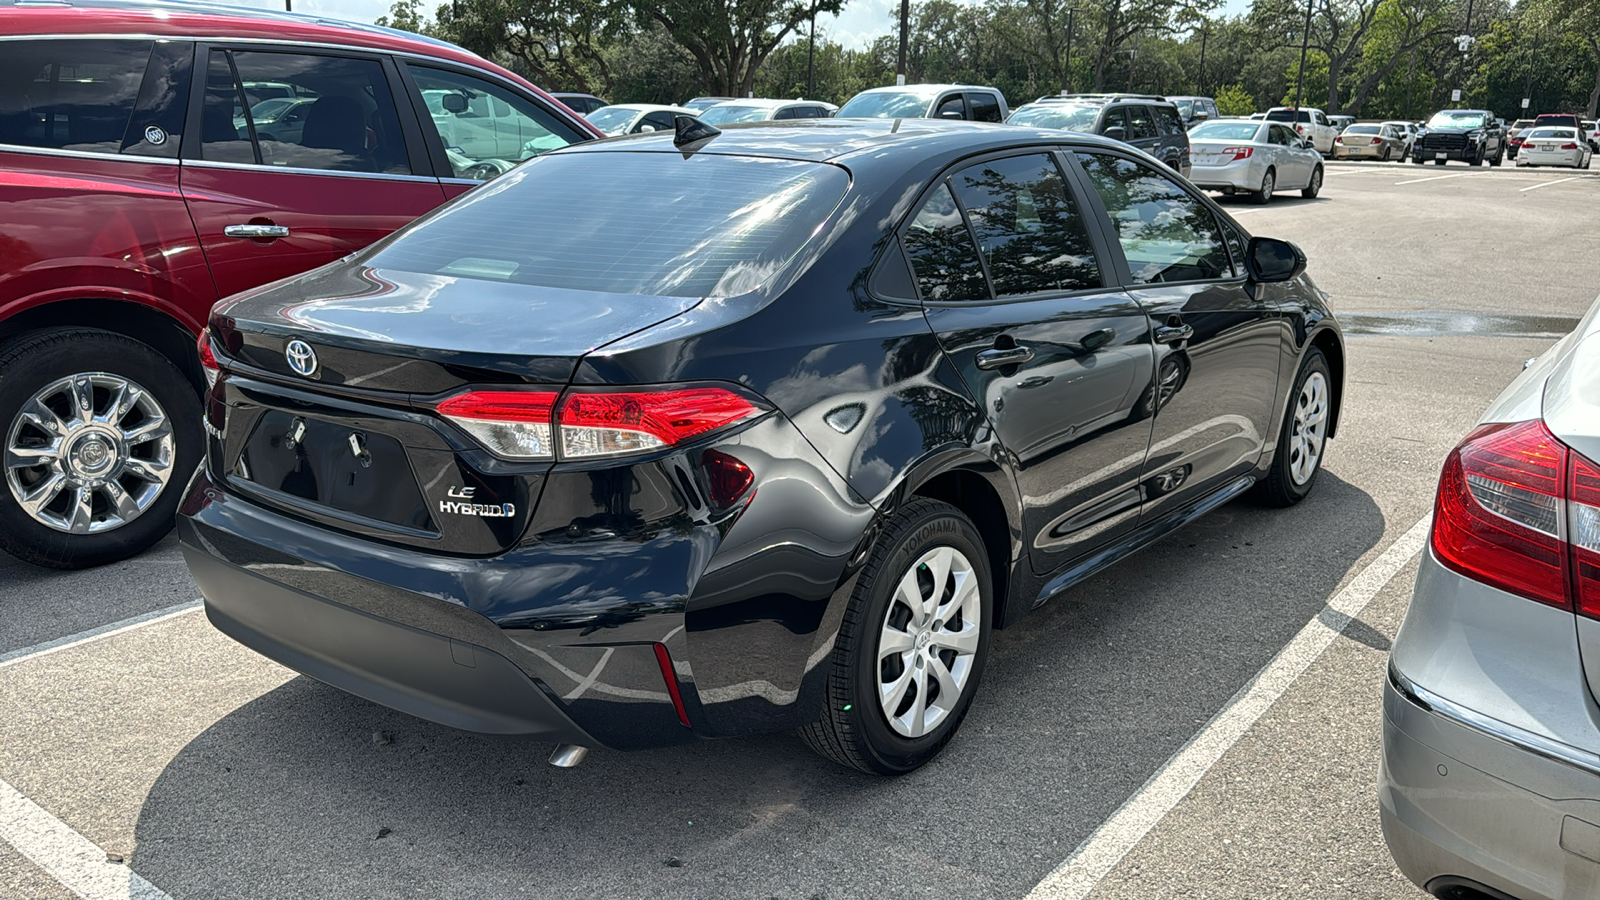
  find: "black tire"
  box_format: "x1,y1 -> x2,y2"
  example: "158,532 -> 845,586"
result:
1488,146 -> 1503,166
800,498 -> 993,775
1252,167 -> 1275,205
0,329 -> 202,569
1301,165 -> 1323,199
1434,158 -> 1446,165
1469,153 -> 1482,167
1381,146 -> 1391,162
1253,348 -> 1332,508
1412,154 -> 1425,164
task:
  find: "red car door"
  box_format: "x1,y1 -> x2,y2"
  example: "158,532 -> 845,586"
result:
180,46 -> 444,300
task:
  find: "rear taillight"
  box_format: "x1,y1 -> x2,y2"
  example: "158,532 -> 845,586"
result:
1432,419 -> 1600,616
1561,142 -> 1580,150
1370,137 -> 1382,144
197,329 -> 220,389
1222,146 -> 1253,160
435,386 -> 763,461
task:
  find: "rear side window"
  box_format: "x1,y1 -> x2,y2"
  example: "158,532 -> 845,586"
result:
968,92 -> 1002,123
369,153 -> 849,298
1125,106 -> 1158,140
1155,106 -> 1185,135
902,183 -> 989,302
0,39 -> 152,154
1266,109 -> 1311,124
949,154 -> 1100,296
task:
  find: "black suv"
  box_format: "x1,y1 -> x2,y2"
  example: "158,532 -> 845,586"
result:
1007,94 -> 1191,176
1413,109 -> 1505,166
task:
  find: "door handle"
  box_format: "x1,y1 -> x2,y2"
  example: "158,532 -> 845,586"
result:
224,224 -> 290,239
1154,323 -> 1194,344
976,345 -> 1035,370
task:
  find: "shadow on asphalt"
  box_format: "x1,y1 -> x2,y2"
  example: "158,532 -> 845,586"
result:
130,473 -> 1385,900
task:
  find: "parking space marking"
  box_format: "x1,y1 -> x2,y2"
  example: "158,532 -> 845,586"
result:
1023,514 -> 1432,900
1520,176 -> 1583,192
1394,173 -> 1465,186
0,600 -> 201,670
0,778 -> 173,900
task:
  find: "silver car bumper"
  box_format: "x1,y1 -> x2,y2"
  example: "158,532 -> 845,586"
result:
1188,157 -> 1266,192
1381,551 -> 1600,900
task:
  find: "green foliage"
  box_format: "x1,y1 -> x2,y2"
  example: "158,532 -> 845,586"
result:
1214,83 -> 1256,115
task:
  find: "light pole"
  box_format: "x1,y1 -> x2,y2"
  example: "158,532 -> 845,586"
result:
1454,0 -> 1475,105
1198,21 -> 1209,95
896,0 -> 910,85
1121,46 -> 1138,92
1063,7 -> 1077,93
806,3 -> 817,98
1293,0 -> 1314,110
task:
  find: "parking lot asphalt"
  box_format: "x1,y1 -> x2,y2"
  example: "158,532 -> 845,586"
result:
1,159 -> 1594,900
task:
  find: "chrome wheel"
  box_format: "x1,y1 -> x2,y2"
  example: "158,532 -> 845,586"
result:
876,545 -> 982,739
1288,370 -> 1329,486
4,372 -> 176,534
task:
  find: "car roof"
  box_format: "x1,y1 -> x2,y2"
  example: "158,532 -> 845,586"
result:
562,118 -> 1130,164
603,104 -> 697,115
708,98 -> 833,109
853,84 -> 999,96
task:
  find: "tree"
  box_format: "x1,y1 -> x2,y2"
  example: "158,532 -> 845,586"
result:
374,0 -> 431,33
1525,0 -> 1600,116
633,0 -> 849,98
1215,82 -> 1257,114
434,0 -> 625,95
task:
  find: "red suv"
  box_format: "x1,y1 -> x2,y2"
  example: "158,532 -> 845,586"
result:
0,0 -> 602,569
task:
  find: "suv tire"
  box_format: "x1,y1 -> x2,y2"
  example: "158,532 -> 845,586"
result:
0,329 -> 202,569
800,498 -> 992,775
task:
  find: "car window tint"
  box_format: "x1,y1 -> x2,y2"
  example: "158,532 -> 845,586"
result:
1075,152 -> 1231,285
369,153 -> 848,298
1101,107 -> 1128,134
0,39 -> 152,154
950,154 -> 1100,296
1268,126 -> 1290,145
1125,106 -> 1157,140
773,107 -> 795,120
1224,226 -> 1247,278
935,94 -> 966,119
968,92 -> 1002,123
640,112 -> 675,132
409,64 -> 585,178
1156,106 -> 1185,135
902,183 -> 989,302
122,40 -> 193,159
201,50 -> 411,175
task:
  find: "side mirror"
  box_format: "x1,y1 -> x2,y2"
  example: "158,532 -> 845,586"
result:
441,93 -> 469,114
938,110 -> 965,120
637,124 -> 657,133
1246,236 -> 1308,282
1193,111 -> 1210,121
1103,125 -> 1127,141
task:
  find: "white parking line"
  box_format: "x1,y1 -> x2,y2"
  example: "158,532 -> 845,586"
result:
1024,514 -> 1432,900
0,600 -> 202,670
1520,176 -> 1583,192
0,778 -> 174,900
1394,173 -> 1465,185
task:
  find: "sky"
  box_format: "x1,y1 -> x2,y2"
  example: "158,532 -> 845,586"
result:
214,0 -> 1252,52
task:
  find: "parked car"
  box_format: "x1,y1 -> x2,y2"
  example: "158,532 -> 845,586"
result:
696,98 -> 837,124
1413,109 -> 1505,166
1585,120 -> 1600,152
1328,114 -> 1356,134
1165,95 -> 1219,126
1186,117 -> 1323,203
1380,293 -> 1600,900
0,0 -> 600,569
1381,120 -> 1419,159
1249,112 -> 1268,120
584,103 -> 699,136
1006,95 -> 1191,176
181,119 -> 1343,775
681,96 -> 734,112
1265,107 -> 1339,155
550,92 -> 607,115
1332,122 -> 1406,161
837,84 -> 1009,122
1515,126 -> 1593,169
1506,117 -> 1536,158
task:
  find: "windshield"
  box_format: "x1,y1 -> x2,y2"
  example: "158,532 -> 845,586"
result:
1189,121 -> 1260,141
1527,128 -> 1574,139
1427,111 -> 1487,129
698,105 -> 773,125
1266,109 -> 1311,123
1005,104 -> 1099,131
585,106 -> 641,135
837,90 -> 935,118
369,153 -> 850,299
1175,100 -> 1193,117
1344,125 -> 1380,134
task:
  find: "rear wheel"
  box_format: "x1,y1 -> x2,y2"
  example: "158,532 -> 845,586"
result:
1253,348 -> 1331,508
800,498 -> 992,775
1252,168 -> 1275,205
1301,165 -> 1323,199
0,329 -> 201,569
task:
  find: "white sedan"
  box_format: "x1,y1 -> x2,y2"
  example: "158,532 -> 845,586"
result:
1186,117 -> 1325,203
1516,127 -> 1593,169
584,104 -> 700,137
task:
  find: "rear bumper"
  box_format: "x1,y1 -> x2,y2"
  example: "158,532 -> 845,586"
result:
1332,144 -> 1387,158
1189,158 -> 1263,191
1517,150 -> 1586,167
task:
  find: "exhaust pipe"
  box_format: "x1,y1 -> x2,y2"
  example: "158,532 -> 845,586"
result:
549,744 -> 589,768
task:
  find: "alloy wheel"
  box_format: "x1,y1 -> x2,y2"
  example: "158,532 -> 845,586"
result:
876,545 -> 982,739
1288,371 -> 1329,486
4,372 -> 176,534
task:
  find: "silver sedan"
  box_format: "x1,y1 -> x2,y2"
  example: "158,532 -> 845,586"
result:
1381,295 -> 1600,900
1185,117 -> 1324,203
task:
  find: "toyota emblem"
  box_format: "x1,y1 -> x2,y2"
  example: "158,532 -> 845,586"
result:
285,339 -> 318,377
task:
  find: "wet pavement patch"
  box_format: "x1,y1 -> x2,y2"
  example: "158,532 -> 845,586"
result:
1340,310 -> 1580,338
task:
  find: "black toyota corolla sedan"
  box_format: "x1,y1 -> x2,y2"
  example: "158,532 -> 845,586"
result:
181,119 -> 1344,774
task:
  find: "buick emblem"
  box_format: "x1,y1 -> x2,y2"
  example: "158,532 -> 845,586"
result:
285,339 -> 318,377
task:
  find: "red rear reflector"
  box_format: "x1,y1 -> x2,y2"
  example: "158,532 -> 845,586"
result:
1432,421 -> 1569,608
436,390 -> 559,459
558,388 -> 759,459
701,448 -> 755,509
197,329 -> 220,388
653,643 -> 691,727
1571,454 -> 1600,617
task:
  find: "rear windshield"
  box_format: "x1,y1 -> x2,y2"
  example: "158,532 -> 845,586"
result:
1006,104 -> 1099,131
698,105 -> 773,125
1266,109 -> 1311,123
1189,121 -> 1260,141
1527,128 -> 1574,139
837,90 -> 935,118
1344,124 -> 1380,134
368,152 -> 849,298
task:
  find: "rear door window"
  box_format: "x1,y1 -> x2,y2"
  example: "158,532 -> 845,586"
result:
967,92 -> 1002,123
948,154 -> 1101,296
199,49 -> 412,174
0,39 -> 153,154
